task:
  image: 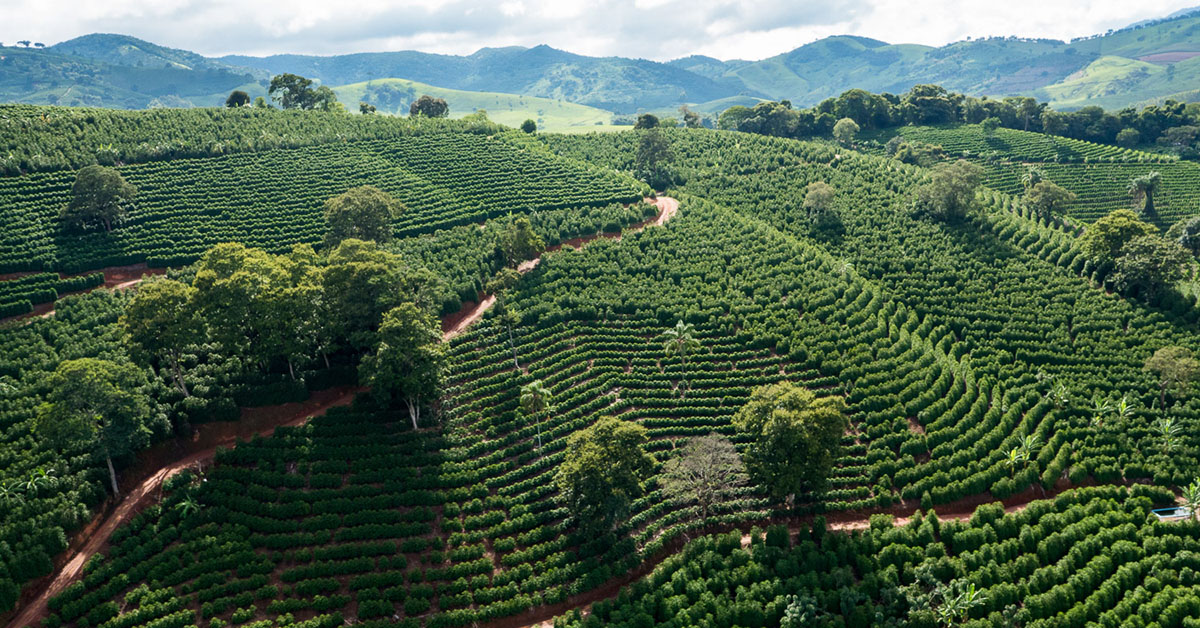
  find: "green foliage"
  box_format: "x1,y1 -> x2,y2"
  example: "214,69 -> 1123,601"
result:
555,417 -> 653,533
269,74 -> 339,111
520,119 -> 537,134
1024,179 -> 1076,220
1110,234 -> 1191,299
359,303 -> 445,429
1078,209 -> 1158,265
496,216 -> 546,269
914,160 -> 984,222
121,277 -> 203,396
832,117 -> 860,143
61,165 -> 137,233
733,382 -> 848,503
409,95 -> 449,118
225,91 -> 250,108
323,185 -> 404,249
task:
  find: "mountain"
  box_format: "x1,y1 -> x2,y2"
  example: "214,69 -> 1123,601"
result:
222,45 -> 737,113
5,8 -> 1200,115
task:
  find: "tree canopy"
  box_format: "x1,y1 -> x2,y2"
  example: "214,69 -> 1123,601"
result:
122,277 -> 202,398
661,433 -> 747,520
61,165 -> 137,233
733,382 -> 848,504
832,117 -> 860,144
225,90 -> 250,108
1024,180 -> 1076,221
914,160 -> 983,222
34,358 -> 155,496
323,185 -> 403,248
554,416 -> 653,533
520,119 -> 537,134
268,74 -> 339,111
1144,346 -> 1199,410
409,95 -> 449,118
359,303 -> 445,430
1078,209 -> 1158,266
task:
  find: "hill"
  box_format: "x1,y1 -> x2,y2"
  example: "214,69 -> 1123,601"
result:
330,78 -> 615,131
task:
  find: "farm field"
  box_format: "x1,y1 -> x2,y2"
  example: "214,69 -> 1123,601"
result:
6,108 -> 1200,628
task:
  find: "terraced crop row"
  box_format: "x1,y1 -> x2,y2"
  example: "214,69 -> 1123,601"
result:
881,124 -> 1169,164
557,486 -> 1193,628
0,271 -> 103,318
983,161 -> 1200,226
0,133 -> 643,274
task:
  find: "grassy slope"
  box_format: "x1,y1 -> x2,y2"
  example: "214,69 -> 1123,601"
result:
332,78 -> 613,131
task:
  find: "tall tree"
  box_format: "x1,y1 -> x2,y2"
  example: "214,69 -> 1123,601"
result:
1024,180 -> 1076,220
832,117 -> 860,144
554,417 -> 653,532
268,73 -> 316,110
486,268 -> 523,367
225,90 -> 250,108
1181,478 -> 1200,522
1144,346 -> 1199,410
679,105 -> 703,129
323,185 -> 403,248
661,320 -> 701,395
635,127 -> 674,191
1078,209 -> 1158,266
803,181 -> 835,219
520,119 -> 537,133
634,113 -> 659,129
34,359 -> 152,496
61,165 -> 137,233
733,382 -> 848,505
496,216 -> 546,269
914,160 -> 984,222
660,433 -> 747,520
122,277 -> 202,397
1128,172 -> 1163,216
359,102 -> 377,115
1110,234 -> 1190,299
520,379 -> 553,450
409,95 -> 449,118
359,303 -> 445,430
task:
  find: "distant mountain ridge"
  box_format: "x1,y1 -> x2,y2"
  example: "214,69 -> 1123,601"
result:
4,8 -> 1200,113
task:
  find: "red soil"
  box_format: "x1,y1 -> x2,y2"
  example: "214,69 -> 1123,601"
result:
1,263 -> 167,323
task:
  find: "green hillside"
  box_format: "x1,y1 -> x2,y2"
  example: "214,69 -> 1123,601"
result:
331,79 -> 613,131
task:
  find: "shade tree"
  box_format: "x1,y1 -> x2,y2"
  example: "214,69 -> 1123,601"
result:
660,433 -> 747,520
359,303 -> 445,430
554,416 -> 653,533
60,165 -> 137,233
323,185 -> 404,248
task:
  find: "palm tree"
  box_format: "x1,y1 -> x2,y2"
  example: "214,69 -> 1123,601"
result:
1090,395 -> 1113,428
0,481 -> 23,507
1128,172 -> 1162,216
1153,416 -> 1183,453
519,380 -> 553,450
1181,478 -> 1200,522
174,495 -> 202,518
1004,447 -> 1027,477
662,320 -> 701,396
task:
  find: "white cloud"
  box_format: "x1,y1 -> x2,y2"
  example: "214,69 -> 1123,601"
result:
1,0 -> 1197,60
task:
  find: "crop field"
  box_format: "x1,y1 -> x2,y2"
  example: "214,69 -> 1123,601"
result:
0,134 -> 642,274
8,114 -> 1200,628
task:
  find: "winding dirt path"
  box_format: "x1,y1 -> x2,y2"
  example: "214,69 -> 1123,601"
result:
443,197 -> 679,341
6,387 -> 361,628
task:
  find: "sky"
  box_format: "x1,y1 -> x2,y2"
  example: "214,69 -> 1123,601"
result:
2,0 -> 1199,61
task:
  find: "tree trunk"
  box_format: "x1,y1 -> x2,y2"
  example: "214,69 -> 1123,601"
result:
169,351 -> 190,397
1146,192 -> 1155,216
106,453 -> 120,497
406,398 -> 420,431
1161,384 -> 1168,412
287,358 -> 296,381
322,351 -> 330,369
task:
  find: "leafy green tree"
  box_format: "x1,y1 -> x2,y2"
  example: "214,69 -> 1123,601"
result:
1021,167 -> 1046,190
268,73 -> 316,110
660,433 -> 747,519
679,105 -> 703,129
34,359 -> 153,496
311,86 -> 342,113
894,141 -> 946,167
1116,128 -> 1141,148
661,320 -> 701,395
635,127 -> 674,190
1024,180 -> 1076,220
359,101 -> 376,114
1110,234 -> 1190,299
979,116 -> 1001,136
225,90 -> 250,108
1166,216 -> 1200,255
496,216 -> 545,268
901,84 -> 960,125
1144,346 -> 1199,410
122,277 -> 202,397
409,95 -> 449,118
520,119 -> 537,133
914,160 -> 984,222
554,417 -> 653,532
732,382 -> 848,505
323,185 -> 403,248
832,117 -> 860,144
520,379 -> 552,450
359,303 -> 445,430
1181,478 -> 1200,522
803,181 -> 835,219
1077,209 -> 1157,265
634,113 -> 659,130
61,165 -> 137,232
1128,172 -> 1163,216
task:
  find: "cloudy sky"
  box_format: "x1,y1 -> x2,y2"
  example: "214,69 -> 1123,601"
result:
3,0 -> 1198,61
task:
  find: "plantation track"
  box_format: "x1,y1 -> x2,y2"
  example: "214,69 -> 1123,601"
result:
6,387 -> 361,628
504,482 -> 1068,628
442,196 -> 679,341
1,263 -> 167,323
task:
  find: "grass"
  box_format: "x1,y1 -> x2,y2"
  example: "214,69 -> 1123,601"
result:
332,78 -> 614,132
